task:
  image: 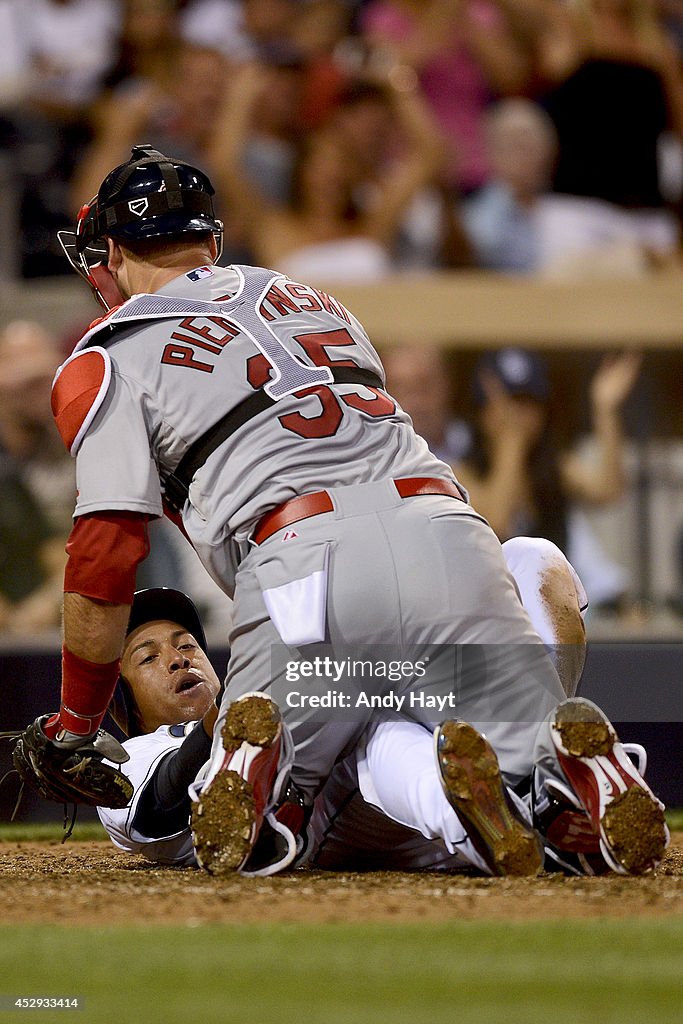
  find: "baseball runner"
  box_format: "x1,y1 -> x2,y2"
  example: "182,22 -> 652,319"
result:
97,539 -> 667,878
11,145 -> 667,878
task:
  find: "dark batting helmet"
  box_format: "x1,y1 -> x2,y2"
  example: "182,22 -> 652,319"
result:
58,145 -> 223,309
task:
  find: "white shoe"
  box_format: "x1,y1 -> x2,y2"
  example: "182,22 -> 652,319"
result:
191,693 -> 296,877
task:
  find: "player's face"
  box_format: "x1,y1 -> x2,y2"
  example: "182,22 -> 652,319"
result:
121,619 -> 220,733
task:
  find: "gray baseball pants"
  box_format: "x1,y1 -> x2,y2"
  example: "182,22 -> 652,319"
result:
214,479 -> 565,797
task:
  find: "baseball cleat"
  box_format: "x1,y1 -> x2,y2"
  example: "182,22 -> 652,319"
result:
550,698 -> 669,875
191,693 -> 296,878
435,720 -> 544,877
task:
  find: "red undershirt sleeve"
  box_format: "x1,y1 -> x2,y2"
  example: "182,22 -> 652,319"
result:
64,511 -> 152,604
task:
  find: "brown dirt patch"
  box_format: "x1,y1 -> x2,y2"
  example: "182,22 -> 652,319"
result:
1,832 -> 682,926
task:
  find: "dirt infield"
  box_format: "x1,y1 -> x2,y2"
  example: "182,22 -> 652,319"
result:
1,832 -> 682,926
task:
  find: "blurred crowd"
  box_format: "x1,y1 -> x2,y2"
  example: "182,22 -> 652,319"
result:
2,0 -> 683,637
3,0 -> 683,279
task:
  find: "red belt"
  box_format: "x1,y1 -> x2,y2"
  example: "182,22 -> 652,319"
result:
253,477 -> 464,545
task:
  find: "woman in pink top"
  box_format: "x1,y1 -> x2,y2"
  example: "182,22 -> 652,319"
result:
361,0 -> 533,193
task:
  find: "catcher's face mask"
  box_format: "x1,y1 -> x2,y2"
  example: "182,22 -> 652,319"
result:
58,199 -> 124,311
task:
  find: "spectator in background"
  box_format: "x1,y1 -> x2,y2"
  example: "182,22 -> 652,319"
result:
0,0 -> 121,276
0,320 -> 221,636
70,42 -> 227,218
453,348 -> 641,609
206,58 -> 444,282
381,342 -> 639,608
0,321 -> 72,634
0,0 -> 119,114
382,345 -> 472,464
180,0 -> 251,62
293,0 -> 358,109
331,80 -> 473,268
181,0 -> 359,130
360,0 -> 535,195
234,51 -> 308,209
103,0 -> 181,96
463,97 -> 670,275
533,0 -> 683,256
658,0 -> 683,60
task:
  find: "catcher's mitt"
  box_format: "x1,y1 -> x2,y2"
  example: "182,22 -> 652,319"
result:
9,715 -> 134,809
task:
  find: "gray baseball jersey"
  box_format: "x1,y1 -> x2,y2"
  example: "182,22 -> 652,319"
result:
55,262 -> 565,801
58,263 -> 449,595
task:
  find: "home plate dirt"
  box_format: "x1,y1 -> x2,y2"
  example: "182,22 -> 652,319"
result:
1,834 -> 681,926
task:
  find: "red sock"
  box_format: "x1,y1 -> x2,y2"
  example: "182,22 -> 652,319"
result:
43,647 -> 120,739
